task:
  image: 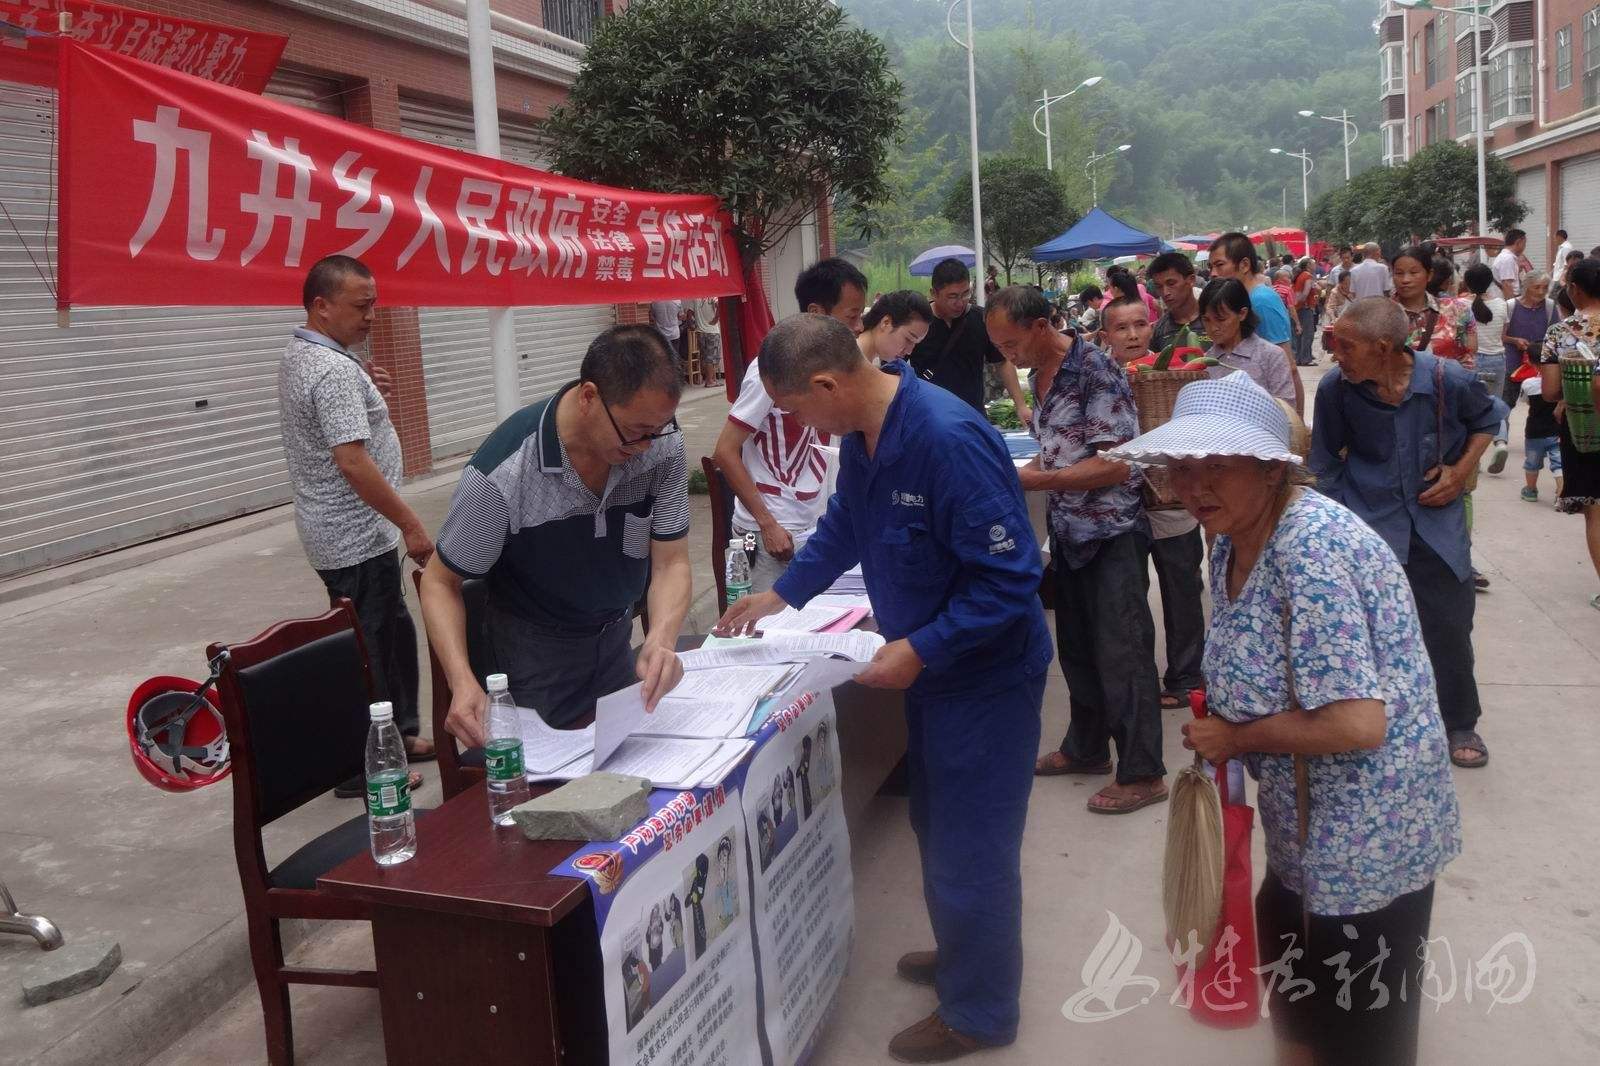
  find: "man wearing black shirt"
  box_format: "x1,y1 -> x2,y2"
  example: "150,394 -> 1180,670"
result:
1147,251 -> 1207,354
909,258 -> 1032,422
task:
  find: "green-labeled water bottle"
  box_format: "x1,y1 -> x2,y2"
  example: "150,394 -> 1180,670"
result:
365,702 -> 416,865
725,541 -> 752,609
484,674 -> 529,827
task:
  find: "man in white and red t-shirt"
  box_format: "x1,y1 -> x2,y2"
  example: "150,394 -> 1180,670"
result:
712,258 -> 867,591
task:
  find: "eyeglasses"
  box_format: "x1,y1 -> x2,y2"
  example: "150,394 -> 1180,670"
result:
596,386 -> 680,447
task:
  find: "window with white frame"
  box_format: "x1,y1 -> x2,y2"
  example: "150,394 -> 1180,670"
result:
1456,71 -> 1477,134
1488,45 -> 1535,124
1586,7 -> 1600,108
1384,123 -> 1405,164
1558,25 -> 1573,91
1415,113 -> 1425,149
1383,44 -> 1405,94
1412,33 -> 1422,75
1425,22 -> 1438,88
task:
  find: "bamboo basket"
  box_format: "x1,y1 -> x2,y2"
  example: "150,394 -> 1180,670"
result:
1130,369 -> 1208,510
1560,356 -> 1600,454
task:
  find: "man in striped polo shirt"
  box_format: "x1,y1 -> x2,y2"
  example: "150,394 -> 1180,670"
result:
419,325 -> 691,736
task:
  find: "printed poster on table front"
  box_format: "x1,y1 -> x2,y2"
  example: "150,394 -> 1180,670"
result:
557,785 -> 762,1066
741,689 -> 853,1065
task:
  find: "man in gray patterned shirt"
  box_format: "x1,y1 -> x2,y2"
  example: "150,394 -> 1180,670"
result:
278,255 -> 435,768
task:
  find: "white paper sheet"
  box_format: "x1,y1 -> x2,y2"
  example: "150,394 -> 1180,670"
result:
758,603 -> 853,633
593,683 -> 650,770
666,664 -> 795,704
643,696 -> 763,740
679,631 -> 884,671
517,708 -> 595,773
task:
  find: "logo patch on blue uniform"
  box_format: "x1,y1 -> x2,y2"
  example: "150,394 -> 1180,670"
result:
891,490 -> 926,508
988,522 -> 1016,554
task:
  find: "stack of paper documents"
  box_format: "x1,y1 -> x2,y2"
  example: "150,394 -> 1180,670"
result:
677,630 -> 884,670
824,564 -> 867,596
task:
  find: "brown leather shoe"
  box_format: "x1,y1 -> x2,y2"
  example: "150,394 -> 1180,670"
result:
887,1012 -> 987,1063
896,950 -> 937,986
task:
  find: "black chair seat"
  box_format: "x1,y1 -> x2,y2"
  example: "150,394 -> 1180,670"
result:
269,808 -> 433,890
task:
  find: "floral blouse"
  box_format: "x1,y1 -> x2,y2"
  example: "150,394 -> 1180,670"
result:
1400,293 -> 1476,369
1537,309 -> 1600,367
1205,491 -> 1462,915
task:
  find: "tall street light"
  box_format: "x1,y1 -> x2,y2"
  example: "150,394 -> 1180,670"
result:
1085,144 -> 1131,207
947,0 -> 986,290
1270,147 -> 1314,215
1298,108 -> 1359,183
1394,0 -> 1492,238
1031,75 -> 1104,171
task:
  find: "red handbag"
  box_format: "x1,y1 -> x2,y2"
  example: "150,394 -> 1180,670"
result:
1178,690 -> 1261,1028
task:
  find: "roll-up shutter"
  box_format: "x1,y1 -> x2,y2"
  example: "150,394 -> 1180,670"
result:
1559,154 -> 1600,255
399,98 -> 614,461
0,71 -> 344,578
1517,167 -> 1548,273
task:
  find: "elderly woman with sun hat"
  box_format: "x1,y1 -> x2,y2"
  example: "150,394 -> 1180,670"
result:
1106,372 -> 1461,1066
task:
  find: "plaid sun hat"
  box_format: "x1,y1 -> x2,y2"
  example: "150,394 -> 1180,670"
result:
1107,372 -> 1302,467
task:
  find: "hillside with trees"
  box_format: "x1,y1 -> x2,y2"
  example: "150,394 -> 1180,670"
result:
839,0 -> 1384,261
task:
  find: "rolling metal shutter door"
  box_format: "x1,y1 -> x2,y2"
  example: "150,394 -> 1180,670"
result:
400,100 -> 614,460
0,72 -> 344,578
1559,154 -> 1600,254
1517,167 -> 1548,272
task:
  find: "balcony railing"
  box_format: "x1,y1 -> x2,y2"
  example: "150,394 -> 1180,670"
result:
543,0 -> 602,45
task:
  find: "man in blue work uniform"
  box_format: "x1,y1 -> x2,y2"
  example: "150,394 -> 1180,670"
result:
717,315 -> 1052,1063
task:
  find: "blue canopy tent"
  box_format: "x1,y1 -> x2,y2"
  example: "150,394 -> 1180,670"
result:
1030,208 -> 1166,263
909,244 -> 976,276
1175,233 -> 1219,247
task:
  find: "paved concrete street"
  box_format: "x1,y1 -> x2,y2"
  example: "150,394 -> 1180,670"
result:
4,367 -> 1599,1064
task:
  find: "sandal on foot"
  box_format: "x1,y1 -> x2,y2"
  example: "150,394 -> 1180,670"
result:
405,735 -> 438,763
1035,752 -> 1113,777
1160,692 -> 1187,710
1448,730 -> 1488,769
1087,779 -> 1169,815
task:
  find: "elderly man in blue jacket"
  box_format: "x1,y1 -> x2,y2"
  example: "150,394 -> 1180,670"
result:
718,314 -> 1052,1063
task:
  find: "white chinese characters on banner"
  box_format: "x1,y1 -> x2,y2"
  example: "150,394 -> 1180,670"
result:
121,104 -> 732,281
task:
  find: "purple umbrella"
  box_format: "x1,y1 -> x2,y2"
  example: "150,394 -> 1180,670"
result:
909,244 -> 976,276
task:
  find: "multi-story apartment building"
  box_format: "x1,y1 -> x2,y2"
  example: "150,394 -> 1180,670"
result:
0,1 -> 829,578
1379,0 -> 1600,271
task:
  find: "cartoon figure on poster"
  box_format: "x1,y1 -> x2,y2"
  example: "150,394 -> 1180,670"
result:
684,854 -> 709,958
796,735 -> 815,819
680,830 -> 742,960
812,719 -> 836,798
639,896 -> 687,1008
621,945 -> 650,1031
667,894 -> 684,952
757,768 -> 801,872
714,834 -> 739,926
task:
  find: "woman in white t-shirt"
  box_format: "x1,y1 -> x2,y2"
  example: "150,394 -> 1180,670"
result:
1464,263 -> 1512,470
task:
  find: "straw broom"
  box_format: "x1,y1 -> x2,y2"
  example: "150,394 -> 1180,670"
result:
1163,762 -> 1225,955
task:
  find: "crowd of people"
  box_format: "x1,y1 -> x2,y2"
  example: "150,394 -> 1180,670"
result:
274,226 -> 1598,1064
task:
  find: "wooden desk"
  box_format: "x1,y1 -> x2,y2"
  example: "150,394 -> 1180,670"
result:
321,680 -> 905,1065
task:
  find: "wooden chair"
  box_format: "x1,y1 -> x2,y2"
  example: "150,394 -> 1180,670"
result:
684,330 -> 703,386
413,570 -> 494,800
207,600 -> 390,1065
701,455 -> 734,609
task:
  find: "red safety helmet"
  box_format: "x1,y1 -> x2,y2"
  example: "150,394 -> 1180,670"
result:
127,675 -> 231,792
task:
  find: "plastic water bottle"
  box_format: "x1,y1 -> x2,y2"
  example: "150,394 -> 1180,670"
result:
485,673 -> 529,827
364,702 -> 416,866
725,541 -> 752,609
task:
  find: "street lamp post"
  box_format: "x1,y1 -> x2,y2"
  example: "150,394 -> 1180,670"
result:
1084,144 -> 1131,207
947,0 -> 986,289
1297,108 -> 1360,182
1395,0 -> 1493,238
1270,147 -> 1314,214
1031,76 -> 1103,171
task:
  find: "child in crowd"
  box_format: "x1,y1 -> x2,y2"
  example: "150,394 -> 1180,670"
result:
1521,373 -> 1564,503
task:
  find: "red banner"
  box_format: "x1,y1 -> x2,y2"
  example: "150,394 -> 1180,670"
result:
1,0 -> 287,93
57,41 -> 744,308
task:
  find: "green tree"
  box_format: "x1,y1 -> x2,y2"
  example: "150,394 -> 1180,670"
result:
1305,142 -> 1526,244
942,155 -> 1075,281
545,0 -> 902,352
842,108 -> 959,285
